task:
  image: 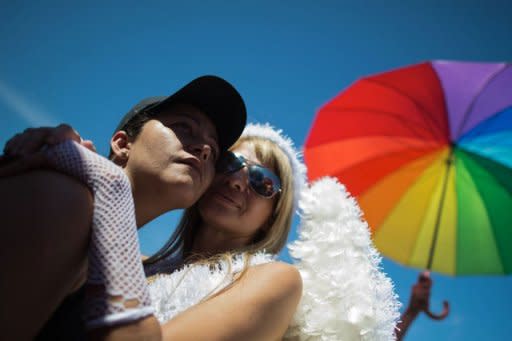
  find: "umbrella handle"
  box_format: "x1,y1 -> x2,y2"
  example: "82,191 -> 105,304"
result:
424,300 -> 450,320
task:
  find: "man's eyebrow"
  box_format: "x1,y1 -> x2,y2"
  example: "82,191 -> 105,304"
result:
174,112 -> 200,125
175,112 -> 218,147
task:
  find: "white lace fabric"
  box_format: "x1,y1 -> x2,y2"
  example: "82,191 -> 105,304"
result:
45,141 -> 153,328
148,252 -> 275,323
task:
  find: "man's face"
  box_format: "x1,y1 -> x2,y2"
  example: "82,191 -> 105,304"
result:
125,103 -> 219,209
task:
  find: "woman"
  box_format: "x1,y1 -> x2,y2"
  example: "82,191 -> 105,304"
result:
144,123 -> 307,339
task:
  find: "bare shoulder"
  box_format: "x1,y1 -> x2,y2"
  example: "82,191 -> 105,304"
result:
249,261 -> 302,285
242,261 -> 303,303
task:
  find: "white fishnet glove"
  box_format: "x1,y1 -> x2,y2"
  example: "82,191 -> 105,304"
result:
45,141 -> 153,328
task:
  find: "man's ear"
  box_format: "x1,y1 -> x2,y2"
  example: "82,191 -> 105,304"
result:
110,131 -> 131,166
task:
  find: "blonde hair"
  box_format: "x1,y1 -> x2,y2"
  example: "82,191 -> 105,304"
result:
145,134 -> 295,269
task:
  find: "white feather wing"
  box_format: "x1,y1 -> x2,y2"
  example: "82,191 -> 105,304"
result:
285,177 -> 400,341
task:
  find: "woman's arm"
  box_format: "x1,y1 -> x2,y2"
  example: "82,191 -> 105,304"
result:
161,261 -> 302,341
43,141 -> 157,330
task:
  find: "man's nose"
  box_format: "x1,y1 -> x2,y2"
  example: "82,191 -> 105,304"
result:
190,143 -> 212,161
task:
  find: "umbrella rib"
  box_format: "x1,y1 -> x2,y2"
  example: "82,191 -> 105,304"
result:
314,135 -> 440,149
457,153 -> 506,274
369,149 -> 446,268
458,148 -> 512,197
406,161 -> 447,270
427,150 -> 453,270
323,105 -> 443,142
352,147 -> 445,198
363,78 -> 447,140
457,106 -> 512,142
313,140 -> 443,179
454,64 -> 510,139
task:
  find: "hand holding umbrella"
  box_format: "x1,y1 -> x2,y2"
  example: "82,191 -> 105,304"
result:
408,271 -> 449,320
396,271 -> 450,340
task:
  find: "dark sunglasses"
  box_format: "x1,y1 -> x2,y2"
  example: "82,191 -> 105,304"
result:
216,151 -> 282,198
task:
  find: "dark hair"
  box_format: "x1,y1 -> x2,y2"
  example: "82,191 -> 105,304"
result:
122,111 -> 152,138
108,111 -> 151,159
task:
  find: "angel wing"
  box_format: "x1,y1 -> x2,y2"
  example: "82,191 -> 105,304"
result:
285,177 -> 400,341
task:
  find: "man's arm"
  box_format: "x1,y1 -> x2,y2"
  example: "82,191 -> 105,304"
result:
0,170 -> 93,340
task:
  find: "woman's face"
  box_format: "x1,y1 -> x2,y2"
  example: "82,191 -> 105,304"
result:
125,103 -> 219,209
198,142 -> 277,240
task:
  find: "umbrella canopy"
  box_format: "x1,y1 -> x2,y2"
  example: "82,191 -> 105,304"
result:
304,61 -> 512,276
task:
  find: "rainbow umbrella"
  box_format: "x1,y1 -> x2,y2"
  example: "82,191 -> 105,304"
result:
305,60 -> 512,276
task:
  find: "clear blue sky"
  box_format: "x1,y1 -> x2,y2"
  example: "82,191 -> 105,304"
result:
1,1 -> 511,340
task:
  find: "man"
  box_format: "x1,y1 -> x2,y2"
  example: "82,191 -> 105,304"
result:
0,75 -> 247,340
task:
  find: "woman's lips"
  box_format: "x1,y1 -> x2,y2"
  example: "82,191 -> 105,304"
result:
213,191 -> 241,208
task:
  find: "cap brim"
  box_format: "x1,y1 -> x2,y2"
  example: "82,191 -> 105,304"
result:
149,75 -> 247,151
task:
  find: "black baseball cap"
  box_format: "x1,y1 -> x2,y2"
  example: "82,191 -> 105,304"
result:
115,75 -> 247,151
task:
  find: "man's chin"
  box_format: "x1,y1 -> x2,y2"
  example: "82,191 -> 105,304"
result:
173,183 -> 206,208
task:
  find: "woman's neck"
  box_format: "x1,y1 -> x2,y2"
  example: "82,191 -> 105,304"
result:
191,224 -> 253,256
